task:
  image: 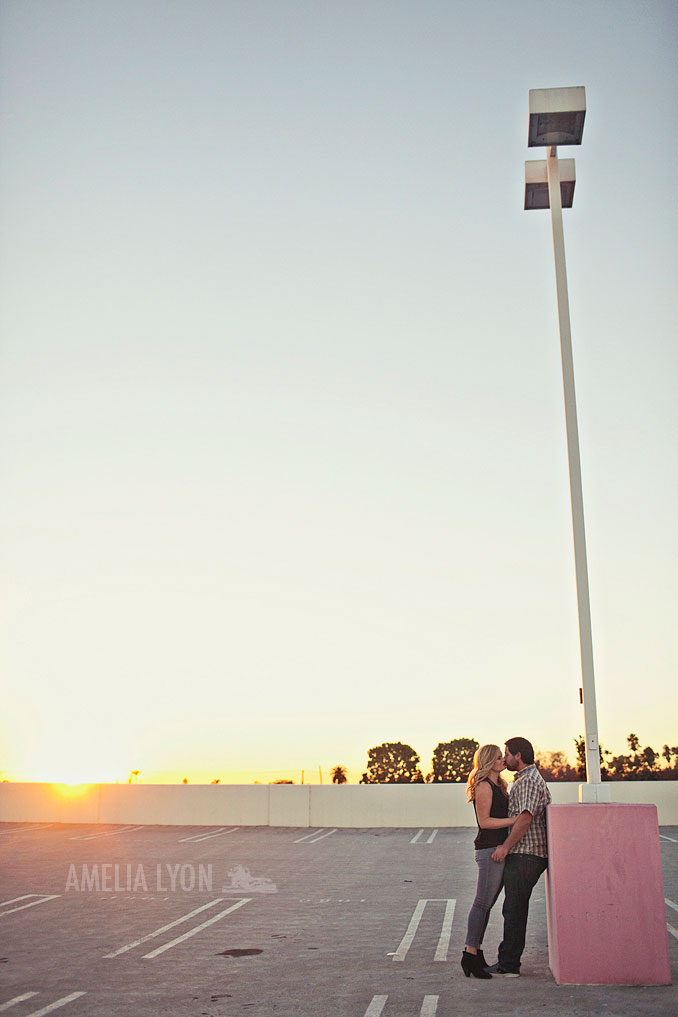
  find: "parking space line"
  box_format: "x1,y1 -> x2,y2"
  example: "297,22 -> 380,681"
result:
306,828 -> 337,844
363,995 -> 438,1016
178,827 -> 229,842
410,829 -> 438,844
433,900 -> 455,961
660,835 -> 678,843
294,829 -> 324,843
666,897 -> 678,938
104,897 -> 227,957
420,997 -> 439,1016
24,993 -> 86,1017
0,895 -> 60,918
0,825 -> 53,837
71,825 -> 144,841
0,993 -> 39,1012
392,899 -> 456,962
293,828 -> 338,844
143,897 -> 251,958
178,827 -> 240,843
392,899 -> 427,961
364,995 -> 388,1017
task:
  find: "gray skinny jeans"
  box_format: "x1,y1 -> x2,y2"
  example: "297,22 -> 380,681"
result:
464,846 -> 505,948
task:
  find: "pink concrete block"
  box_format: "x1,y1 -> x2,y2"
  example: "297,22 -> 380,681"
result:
546,803 -> 671,984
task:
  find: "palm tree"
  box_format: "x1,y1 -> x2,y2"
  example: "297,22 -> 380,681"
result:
128,770 -> 140,784
330,765 -> 348,785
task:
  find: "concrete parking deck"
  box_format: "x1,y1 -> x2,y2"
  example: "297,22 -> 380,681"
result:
1,823 -> 676,1016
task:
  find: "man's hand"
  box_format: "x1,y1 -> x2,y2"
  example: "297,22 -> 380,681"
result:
494,810 -> 533,861
492,843 -> 509,863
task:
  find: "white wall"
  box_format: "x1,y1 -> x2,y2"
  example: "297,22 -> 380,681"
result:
1,781 -> 676,828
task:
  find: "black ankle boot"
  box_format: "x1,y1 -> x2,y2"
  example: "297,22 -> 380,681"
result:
477,948 -> 488,968
461,949 -> 492,979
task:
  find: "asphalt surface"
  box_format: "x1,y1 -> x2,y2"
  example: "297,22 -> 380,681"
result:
0,822 -> 676,1017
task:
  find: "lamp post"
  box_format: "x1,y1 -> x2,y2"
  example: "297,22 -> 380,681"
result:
527,91 -> 670,979
524,87 -> 608,799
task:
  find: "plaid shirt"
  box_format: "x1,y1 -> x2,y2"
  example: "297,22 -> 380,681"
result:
508,764 -> 551,858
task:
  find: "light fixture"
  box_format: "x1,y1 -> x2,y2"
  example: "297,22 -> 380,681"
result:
524,158 -> 575,210
528,86 -> 586,147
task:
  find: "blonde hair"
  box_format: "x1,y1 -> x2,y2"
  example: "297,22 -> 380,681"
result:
466,743 -> 507,801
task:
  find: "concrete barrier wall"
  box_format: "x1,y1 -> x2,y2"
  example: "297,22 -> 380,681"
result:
0,782 -> 101,824
309,784 -> 473,827
99,784 -> 271,827
1,781 -> 676,828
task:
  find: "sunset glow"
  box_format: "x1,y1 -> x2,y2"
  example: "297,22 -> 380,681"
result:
1,3 -> 675,786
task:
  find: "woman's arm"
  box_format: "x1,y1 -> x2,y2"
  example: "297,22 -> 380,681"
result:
474,782 -> 516,830
491,810 -> 532,861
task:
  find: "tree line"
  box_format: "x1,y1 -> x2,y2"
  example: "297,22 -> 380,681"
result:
356,736 -> 678,784
572,733 -> 678,782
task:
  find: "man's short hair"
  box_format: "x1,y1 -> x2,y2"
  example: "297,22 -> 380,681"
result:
505,737 -> 535,765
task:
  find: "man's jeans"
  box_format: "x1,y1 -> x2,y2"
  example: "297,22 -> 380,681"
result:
497,852 -> 548,972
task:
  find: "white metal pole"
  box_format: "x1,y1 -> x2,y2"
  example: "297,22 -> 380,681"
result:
546,146 -> 601,785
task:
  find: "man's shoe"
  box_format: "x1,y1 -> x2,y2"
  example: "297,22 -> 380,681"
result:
485,963 -> 520,977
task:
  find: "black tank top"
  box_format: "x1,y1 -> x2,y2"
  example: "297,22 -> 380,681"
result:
473,778 -> 509,849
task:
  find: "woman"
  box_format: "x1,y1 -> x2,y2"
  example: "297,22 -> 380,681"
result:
461,743 -> 516,979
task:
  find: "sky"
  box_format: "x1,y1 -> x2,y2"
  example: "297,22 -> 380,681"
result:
1,0 -> 676,785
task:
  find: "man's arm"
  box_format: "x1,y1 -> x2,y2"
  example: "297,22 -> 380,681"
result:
491,810 -> 532,862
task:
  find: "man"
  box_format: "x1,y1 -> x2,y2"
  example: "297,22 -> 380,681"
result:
488,736 -> 551,976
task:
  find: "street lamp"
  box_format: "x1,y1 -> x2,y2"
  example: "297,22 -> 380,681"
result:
524,87 -> 609,801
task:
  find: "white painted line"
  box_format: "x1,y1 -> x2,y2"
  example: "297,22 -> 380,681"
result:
184,827 -> 240,843
666,898 -> 678,913
143,898 -> 251,958
0,993 -> 39,1012
363,995 -> 388,1017
392,899 -> 457,962
70,824 -> 142,841
426,829 -> 439,845
393,899 -> 427,961
1,895 -> 35,907
0,895 -> 60,918
410,829 -> 424,844
0,825 -> 53,837
104,898 -> 226,957
420,996 -> 439,1017
294,829 -> 324,843
178,828 -> 227,842
659,834 -> 678,843
307,828 -> 337,844
24,993 -> 86,1017
178,829 -> 223,842
433,899 -> 456,961
178,827 -> 231,843
77,825 -> 144,841
668,923 -> 678,941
